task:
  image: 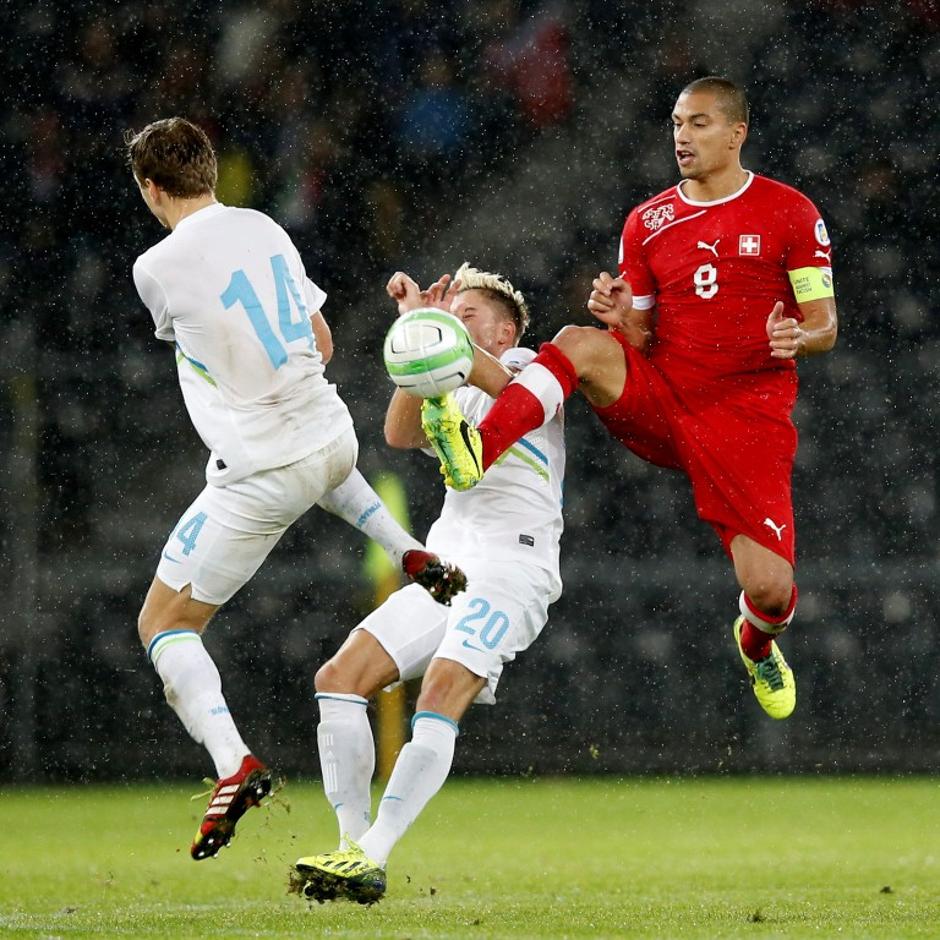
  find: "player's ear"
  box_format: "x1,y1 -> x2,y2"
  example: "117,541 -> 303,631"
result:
500,317 -> 516,346
143,178 -> 162,202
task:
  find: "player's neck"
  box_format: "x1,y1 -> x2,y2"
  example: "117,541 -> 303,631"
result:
165,194 -> 218,231
680,165 -> 749,203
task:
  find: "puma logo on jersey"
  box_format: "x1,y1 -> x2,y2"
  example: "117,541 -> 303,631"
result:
763,517 -> 787,541
814,249 -> 831,261
697,239 -> 720,257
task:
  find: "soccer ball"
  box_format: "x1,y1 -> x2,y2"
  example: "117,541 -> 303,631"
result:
383,308 -> 474,398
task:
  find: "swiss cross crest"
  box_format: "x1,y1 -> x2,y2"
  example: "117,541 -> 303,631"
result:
739,234 -> 761,255
642,203 -> 675,231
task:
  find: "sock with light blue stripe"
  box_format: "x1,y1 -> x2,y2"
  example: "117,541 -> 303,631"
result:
148,629 -> 248,779
357,712 -> 458,866
316,692 -> 374,846
317,468 -> 422,566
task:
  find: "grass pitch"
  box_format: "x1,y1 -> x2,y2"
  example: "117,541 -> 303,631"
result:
1,776 -> 938,938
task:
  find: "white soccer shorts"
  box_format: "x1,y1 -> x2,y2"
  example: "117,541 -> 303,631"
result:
356,559 -> 555,704
155,429 -> 358,605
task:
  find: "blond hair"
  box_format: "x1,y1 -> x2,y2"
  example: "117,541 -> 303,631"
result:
454,262 -> 530,340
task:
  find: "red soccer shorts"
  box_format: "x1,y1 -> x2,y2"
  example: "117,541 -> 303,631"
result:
592,333 -> 799,565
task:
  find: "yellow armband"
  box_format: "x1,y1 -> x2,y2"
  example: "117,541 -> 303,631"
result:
787,266 -> 835,302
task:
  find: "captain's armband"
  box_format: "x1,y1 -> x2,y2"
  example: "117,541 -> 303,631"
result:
787,266 -> 835,302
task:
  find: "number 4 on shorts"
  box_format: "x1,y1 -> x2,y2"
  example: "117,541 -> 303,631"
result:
176,511 -> 207,556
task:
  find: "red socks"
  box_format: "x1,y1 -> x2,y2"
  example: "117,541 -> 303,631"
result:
739,620 -> 774,661
739,586 -> 798,661
479,342 -> 579,468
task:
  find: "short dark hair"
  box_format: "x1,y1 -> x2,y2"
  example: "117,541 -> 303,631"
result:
681,76 -> 749,125
124,117 -> 217,198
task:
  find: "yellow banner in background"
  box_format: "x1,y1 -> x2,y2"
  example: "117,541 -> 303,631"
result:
363,472 -> 410,780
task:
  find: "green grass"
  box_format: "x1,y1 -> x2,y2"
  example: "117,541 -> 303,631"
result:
1,777 -> 938,938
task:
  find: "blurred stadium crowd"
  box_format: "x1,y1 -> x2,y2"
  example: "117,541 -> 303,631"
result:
1,0 -> 938,780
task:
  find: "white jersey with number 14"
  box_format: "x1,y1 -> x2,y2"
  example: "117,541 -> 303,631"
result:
133,203 -> 353,486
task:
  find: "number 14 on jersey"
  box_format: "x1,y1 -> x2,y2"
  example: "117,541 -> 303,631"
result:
221,254 -> 314,368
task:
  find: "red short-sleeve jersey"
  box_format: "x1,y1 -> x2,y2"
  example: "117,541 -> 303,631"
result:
619,172 -> 833,385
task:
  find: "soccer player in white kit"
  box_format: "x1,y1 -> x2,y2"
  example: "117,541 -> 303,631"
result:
126,118 -> 465,861
292,264 -> 565,903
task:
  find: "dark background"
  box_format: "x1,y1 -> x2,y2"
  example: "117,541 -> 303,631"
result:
0,0 -> 937,781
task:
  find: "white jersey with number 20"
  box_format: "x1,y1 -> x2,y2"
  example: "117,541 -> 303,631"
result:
133,203 -> 353,486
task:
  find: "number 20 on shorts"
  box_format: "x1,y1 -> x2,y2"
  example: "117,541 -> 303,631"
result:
454,597 -> 511,651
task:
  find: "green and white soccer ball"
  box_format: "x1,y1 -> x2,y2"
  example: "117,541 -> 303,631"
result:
383,308 -> 474,398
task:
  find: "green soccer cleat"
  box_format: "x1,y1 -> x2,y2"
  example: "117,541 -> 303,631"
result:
292,842 -> 387,905
420,394 -> 483,491
734,615 -> 796,719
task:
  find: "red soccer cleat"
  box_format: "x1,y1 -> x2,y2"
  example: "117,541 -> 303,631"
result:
402,549 -> 467,606
190,754 -> 273,860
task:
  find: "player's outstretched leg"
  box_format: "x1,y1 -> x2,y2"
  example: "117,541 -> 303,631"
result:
420,394 -> 483,490
316,467 -> 467,604
191,754 -> 273,860
292,841 -> 387,905
402,549 -> 467,605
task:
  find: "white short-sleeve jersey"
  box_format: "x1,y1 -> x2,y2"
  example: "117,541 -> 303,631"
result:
425,348 -> 565,597
133,203 -> 353,485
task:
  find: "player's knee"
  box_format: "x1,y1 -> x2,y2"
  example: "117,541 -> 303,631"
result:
552,325 -> 600,372
314,658 -> 348,694
745,577 -> 794,619
137,606 -> 159,648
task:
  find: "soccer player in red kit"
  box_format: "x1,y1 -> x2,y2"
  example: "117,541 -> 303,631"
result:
422,76 -> 837,719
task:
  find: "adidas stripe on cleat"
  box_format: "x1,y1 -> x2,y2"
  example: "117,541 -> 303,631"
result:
190,754 -> 273,860
292,842 -> 387,905
402,549 -> 468,606
420,394 -> 483,491
733,615 -> 796,720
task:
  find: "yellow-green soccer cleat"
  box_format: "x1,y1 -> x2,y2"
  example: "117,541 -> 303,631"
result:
733,615 -> 796,719
292,843 -> 387,905
420,394 -> 483,491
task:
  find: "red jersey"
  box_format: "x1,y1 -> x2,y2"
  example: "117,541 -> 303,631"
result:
619,172 -> 833,386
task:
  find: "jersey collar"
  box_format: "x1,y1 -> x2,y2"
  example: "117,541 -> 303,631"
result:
174,202 -> 227,231
676,170 -> 754,207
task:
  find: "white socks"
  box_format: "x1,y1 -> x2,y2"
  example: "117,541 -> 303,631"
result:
316,693 -> 375,844
317,468 -> 422,566
148,630 -> 248,779
358,712 -> 458,866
